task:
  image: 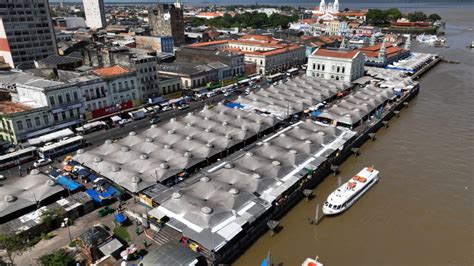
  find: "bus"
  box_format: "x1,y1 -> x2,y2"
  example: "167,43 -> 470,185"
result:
38,136 -> 85,159
286,68 -> 299,77
237,78 -> 251,87
266,73 -> 286,83
0,146 -> 38,170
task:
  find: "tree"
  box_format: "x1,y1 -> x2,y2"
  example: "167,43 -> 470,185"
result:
385,8 -> 402,22
428,13 -> 442,22
39,249 -> 75,266
0,233 -> 29,264
407,11 -> 427,22
366,9 -> 387,25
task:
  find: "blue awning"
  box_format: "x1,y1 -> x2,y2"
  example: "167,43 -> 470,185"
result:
57,176 -> 82,191
114,213 -> 126,224
49,169 -> 62,178
85,189 -> 102,203
310,110 -> 322,117
77,168 -> 90,177
225,102 -> 245,109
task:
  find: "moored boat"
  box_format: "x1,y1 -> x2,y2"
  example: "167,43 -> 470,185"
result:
323,167 -> 380,215
302,256 -> 324,266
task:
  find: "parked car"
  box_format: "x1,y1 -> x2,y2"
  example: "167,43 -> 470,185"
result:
118,119 -> 131,126
149,117 -> 161,124
178,104 -> 189,110
161,106 -> 173,112
33,158 -> 52,168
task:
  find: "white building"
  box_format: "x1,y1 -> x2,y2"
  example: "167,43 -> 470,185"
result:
307,48 -> 365,82
83,0 -> 106,29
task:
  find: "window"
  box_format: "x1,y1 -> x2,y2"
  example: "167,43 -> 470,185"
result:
112,83 -> 117,93
53,114 -> 59,122
35,117 -> 40,127
69,109 -> 74,118
49,96 -> 55,106
43,115 -> 49,125
66,93 -> 71,103
16,121 -> 23,131
313,63 -> 316,70
317,64 -> 320,70
26,119 -> 32,128
61,112 -> 67,120
342,66 -> 345,73
73,91 -> 78,101
337,66 -> 340,73
58,94 -> 63,104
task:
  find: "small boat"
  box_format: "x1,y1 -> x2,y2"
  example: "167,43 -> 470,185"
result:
302,256 -> 324,266
416,34 -> 440,44
323,166 -> 380,215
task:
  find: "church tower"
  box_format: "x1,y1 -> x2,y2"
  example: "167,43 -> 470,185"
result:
334,0 -> 340,12
319,0 -> 326,13
404,35 -> 411,50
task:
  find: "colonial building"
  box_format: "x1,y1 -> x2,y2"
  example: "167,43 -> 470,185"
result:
189,35 -> 306,76
306,48 -> 365,82
357,40 -> 411,67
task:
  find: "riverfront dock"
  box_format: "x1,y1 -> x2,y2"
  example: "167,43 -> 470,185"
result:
65,51 -> 440,265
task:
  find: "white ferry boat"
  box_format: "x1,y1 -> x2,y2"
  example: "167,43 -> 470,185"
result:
302,257 -> 324,266
416,34 -> 445,44
323,167 -> 380,215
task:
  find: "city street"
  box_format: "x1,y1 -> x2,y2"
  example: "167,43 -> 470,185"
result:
0,88 -> 248,180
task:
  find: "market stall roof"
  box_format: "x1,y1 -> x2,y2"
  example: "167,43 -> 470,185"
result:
73,103 -> 276,193
149,120 -> 356,252
0,170 -> 65,220
238,75 -> 350,119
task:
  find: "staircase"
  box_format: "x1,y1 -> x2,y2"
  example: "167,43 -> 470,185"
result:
151,225 -> 181,246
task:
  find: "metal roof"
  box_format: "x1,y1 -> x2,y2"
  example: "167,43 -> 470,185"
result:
73,103 -> 276,193
148,120 -> 356,251
238,75 -> 350,119
0,171 -> 65,219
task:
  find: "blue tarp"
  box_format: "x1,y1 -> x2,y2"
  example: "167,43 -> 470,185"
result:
85,189 -> 102,203
225,102 -> 244,109
310,110 -> 322,117
77,168 -> 90,177
57,176 -> 82,191
101,186 -> 119,198
87,174 -> 98,182
49,169 -> 61,178
114,213 -> 126,224
68,160 -> 79,166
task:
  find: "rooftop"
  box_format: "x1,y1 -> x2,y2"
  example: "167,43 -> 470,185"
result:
312,48 -> 360,59
92,65 -> 129,78
0,101 -> 32,114
149,120 -> 356,251
238,75 -> 350,119
0,170 -> 65,220
73,104 -> 276,192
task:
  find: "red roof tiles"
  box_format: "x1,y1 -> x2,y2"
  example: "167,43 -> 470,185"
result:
0,101 -> 32,114
92,65 -> 129,78
313,48 -> 360,59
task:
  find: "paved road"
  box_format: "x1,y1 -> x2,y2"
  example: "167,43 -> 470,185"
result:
0,93 -> 238,180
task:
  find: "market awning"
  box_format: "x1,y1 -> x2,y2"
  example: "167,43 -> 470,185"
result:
28,128 -> 74,145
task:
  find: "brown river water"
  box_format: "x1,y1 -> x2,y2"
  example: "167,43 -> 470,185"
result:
235,7 -> 474,266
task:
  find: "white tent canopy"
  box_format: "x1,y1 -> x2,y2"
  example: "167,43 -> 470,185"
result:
28,128 -> 74,145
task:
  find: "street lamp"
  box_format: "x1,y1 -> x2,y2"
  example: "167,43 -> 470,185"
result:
64,217 -> 72,243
